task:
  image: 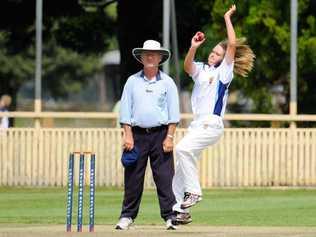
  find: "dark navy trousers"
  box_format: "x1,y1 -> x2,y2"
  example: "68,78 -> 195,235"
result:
119,126 -> 176,221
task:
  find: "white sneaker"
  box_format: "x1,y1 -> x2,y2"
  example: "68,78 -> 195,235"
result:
166,219 -> 177,230
180,192 -> 202,209
115,217 -> 133,230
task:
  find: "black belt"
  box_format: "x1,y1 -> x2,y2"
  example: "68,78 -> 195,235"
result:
132,125 -> 167,133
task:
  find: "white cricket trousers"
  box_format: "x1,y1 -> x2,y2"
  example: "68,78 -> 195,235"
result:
172,115 -> 224,213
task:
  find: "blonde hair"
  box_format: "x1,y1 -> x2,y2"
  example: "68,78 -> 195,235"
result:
219,38 -> 255,77
1,94 -> 12,108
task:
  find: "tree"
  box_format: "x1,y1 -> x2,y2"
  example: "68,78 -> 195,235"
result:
1,0 -> 315,121
0,0 -> 116,113
193,0 -> 316,118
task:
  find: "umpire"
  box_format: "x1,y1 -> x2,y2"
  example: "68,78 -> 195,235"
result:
115,40 -> 180,230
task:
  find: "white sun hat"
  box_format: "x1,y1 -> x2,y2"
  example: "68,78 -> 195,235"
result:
132,40 -> 171,65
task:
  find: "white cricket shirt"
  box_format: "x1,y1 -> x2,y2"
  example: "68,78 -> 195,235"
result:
190,57 -> 234,118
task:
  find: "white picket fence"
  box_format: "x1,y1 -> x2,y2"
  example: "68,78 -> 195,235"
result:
0,128 -> 316,187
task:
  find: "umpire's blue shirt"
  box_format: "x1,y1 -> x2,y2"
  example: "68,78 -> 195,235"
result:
120,70 -> 180,128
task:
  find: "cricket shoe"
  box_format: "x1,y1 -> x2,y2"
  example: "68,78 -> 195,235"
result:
115,217 -> 133,230
180,192 -> 202,209
171,212 -> 192,225
166,218 -> 177,230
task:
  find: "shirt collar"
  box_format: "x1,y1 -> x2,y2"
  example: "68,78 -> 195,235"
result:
140,70 -> 162,81
204,63 -> 215,71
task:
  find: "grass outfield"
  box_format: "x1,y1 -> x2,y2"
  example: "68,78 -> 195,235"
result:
0,187 -> 316,226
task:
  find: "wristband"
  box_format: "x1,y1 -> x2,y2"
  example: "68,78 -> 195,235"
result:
167,134 -> 174,139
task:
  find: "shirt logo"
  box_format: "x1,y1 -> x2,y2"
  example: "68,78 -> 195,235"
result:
209,76 -> 214,84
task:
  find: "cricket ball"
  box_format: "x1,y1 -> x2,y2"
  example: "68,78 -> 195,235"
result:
195,31 -> 205,42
